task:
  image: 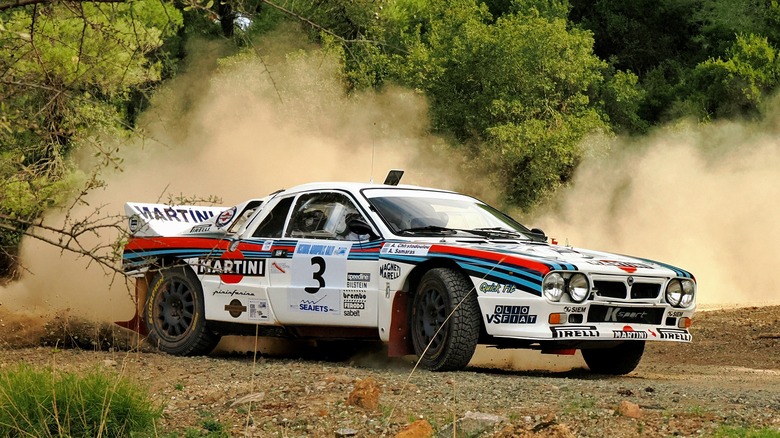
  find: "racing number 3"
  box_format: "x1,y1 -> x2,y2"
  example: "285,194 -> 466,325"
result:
305,256 -> 326,293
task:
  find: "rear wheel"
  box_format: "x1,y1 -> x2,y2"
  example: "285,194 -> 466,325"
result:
410,268 -> 480,371
581,341 -> 645,375
145,266 -> 220,355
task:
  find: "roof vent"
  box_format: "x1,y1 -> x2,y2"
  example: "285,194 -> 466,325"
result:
383,169 -> 404,186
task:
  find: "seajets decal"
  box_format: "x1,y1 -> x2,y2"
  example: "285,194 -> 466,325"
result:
551,325 -> 600,338
380,242 -> 430,256
297,296 -> 332,313
132,205 -> 216,223
346,273 -> 370,289
486,305 -> 537,324
379,263 -> 401,280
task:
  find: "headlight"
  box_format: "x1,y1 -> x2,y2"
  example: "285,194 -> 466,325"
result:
543,273 -> 565,302
567,273 -> 590,303
679,279 -> 695,307
665,279 -> 683,307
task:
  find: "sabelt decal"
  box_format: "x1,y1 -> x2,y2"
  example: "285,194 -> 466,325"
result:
381,242 -> 430,256
657,328 -> 692,341
551,325 -> 600,338
379,263 -> 401,280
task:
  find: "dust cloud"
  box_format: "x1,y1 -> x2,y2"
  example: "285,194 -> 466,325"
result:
0,27 -> 459,327
533,114 -> 780,308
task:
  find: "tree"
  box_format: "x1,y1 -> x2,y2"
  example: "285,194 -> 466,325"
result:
384,0 -> 611,207
0,0 -> 183,275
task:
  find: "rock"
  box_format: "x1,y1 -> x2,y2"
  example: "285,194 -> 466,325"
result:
395,419 -> 433,438
437,411 -> 506,437
102,359 -> 117,367
346,377 -> 381,411
618,400 -> 642,419
335,428 -> 358,437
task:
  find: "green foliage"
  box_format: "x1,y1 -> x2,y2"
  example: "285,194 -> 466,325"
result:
689,34 -> 780,118
0,365 -> 160,437
0,0 -> 183,271
382,0 -> 611,207
713,426 -> 780,438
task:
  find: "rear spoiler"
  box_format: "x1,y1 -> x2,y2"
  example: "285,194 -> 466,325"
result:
124,202 -> 228,237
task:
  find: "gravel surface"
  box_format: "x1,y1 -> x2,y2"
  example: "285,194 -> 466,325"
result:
1,306 -> 778,437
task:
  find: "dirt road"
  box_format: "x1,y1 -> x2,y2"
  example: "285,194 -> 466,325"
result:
1,306 -> 778,437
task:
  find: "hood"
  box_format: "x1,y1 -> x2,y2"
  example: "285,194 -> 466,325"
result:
470,241 -> 692,278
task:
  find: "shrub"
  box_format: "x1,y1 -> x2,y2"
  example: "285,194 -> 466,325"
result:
0,364 -> 160,437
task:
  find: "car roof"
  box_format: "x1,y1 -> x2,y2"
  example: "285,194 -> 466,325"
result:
276,181 -> 454,196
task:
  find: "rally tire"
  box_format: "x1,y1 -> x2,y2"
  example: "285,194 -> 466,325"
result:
145,266 -> 220,356
581,341 -> 645,375
411,268 -> 480,371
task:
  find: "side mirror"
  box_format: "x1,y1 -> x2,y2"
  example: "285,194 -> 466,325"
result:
529,227 -> 547,242
348,218 -> 379,240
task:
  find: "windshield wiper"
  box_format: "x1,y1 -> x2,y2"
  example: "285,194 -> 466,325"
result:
399,225 -> 458,235
471,227 -> 528,239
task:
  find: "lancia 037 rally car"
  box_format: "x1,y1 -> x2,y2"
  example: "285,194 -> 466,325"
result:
120,171 -> 696,374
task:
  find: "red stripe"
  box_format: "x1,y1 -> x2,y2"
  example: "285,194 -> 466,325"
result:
124,237 -> 227,251
429,244 -> 551,275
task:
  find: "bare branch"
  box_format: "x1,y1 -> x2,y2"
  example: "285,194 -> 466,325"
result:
0,0 -> 126,13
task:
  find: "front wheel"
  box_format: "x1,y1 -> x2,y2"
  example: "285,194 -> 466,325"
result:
410,268 -> 480,371
581,341 -> 645,375
145,266 -> 220,355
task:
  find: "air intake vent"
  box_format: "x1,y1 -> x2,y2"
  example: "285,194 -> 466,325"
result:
593,280 -> 627,299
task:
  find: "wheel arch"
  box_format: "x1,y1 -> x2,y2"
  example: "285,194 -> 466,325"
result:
388,257 -> 482,357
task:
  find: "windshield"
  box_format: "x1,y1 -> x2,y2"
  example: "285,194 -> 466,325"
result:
363,188 -> 540,240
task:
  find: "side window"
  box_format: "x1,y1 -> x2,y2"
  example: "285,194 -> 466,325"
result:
285,192 -> 367,240
251,197 -> 294,238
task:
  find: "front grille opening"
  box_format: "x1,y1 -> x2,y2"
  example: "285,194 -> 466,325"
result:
631,283 -> 661,299
593,280 -> 627,299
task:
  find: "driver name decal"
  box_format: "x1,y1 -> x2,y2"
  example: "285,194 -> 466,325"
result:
380,242 -> 430,256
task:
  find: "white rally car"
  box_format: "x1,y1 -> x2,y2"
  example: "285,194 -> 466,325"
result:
120,171 -> 696,374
